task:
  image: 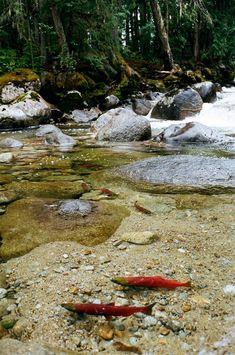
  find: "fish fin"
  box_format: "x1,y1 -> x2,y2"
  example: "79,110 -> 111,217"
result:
107,303 -> 115,306
111,277 -> 129,286
145,302 -> 156,315
185,281 -> 191,287
105,315 -> 113,321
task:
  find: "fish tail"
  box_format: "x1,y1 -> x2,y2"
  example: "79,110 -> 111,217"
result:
145,302 -> 156,315
185,281 -> 191,287
111,277 -> 129,286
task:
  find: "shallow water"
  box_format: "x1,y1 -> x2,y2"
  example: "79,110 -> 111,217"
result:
0,88 -> 235,258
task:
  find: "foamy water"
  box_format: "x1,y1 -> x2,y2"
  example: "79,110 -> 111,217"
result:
149,86 -> 235,135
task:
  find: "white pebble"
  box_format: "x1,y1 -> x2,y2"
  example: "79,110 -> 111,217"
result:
223,284 -> 235,295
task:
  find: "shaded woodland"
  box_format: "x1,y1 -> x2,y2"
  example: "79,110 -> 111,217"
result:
0,0 -> 234,96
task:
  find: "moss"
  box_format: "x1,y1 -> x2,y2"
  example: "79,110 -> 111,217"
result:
14,90 -> 40,103
146,79 -> 166,92
0,68 -> 39,89
163,74 -> 181,83
0,198 -> 129,260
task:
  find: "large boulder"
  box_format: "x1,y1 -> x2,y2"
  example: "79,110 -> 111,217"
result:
115,155 -> 235,188
0,91 -> 52,129
92,107 -> 151,141
35,124 -> 76,147
154,122 -> 232,144
192,81 -> 217,102
151,88 -> 203,120
0,69 -> 41,104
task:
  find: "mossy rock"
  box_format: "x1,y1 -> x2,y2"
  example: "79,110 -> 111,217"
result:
0,69 -> 39,89
145,79 -> 166,92
0,198 -> 129,260
8,181 -> 86,199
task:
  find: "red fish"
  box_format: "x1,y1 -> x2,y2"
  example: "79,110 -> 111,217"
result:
134,201 -> 152,214
95,187 -> 118,196
61,302 -> 155,319
112,276 -> 191,289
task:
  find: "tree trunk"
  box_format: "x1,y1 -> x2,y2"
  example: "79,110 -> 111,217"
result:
194,16 -> 200,62
50,2 -> 69,57
150,0 -> 174,70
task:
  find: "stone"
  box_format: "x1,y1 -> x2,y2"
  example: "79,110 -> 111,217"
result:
57,199 -> 93,217
92,107 -> 151,142
121,231 -> 157,245
35,124 -> 76,147
98,324 -> 114,340
132,98 -> 152,116
115,155 -> 235,188
8,180 -> 85,199
0,91 -> 51,129
104,95 -> 120,109
151,88 -> 203,120
0,153 -> 14,163
192,81 -> 217,102
70,107 -> 101,123
223,284 -> 235,295
12,317 -> 28,337
0,138 -> 23,148
154,122 -> 231,144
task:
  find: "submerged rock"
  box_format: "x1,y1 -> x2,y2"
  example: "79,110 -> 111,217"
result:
35,124 -> 76,147
58,199 -> 93,217
154,122 -> 232,144
0,153 -> 14,163
92,107 -> 151,141
0,138 -> 24,148
8,181 -> 86,199
0,198 -> 129,260
115,155 -> 235,188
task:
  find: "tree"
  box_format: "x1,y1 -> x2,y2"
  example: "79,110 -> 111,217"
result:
149,0 -> 174,69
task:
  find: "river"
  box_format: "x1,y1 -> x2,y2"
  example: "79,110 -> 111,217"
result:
149,86 -> 235,135
0,86 -> 235,354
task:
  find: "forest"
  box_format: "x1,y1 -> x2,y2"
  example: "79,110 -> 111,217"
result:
0,0 -> 234,77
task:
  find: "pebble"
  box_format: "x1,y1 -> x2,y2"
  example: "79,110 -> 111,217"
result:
12,317 -> 28,337
117,244 -> 127,250
142,316 -> 157,328
159,326 -> 170,336
0,288 -> 7,299
223,284 -> 235,295
115,297 -> 129,306
0,152 -> 14,163
82,265 -> 94,271
121,231 -> 157,245
98,324 -> 114,340
182,303 -> 192,312
129,337 -> 139,345
53,267 -> 66,273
